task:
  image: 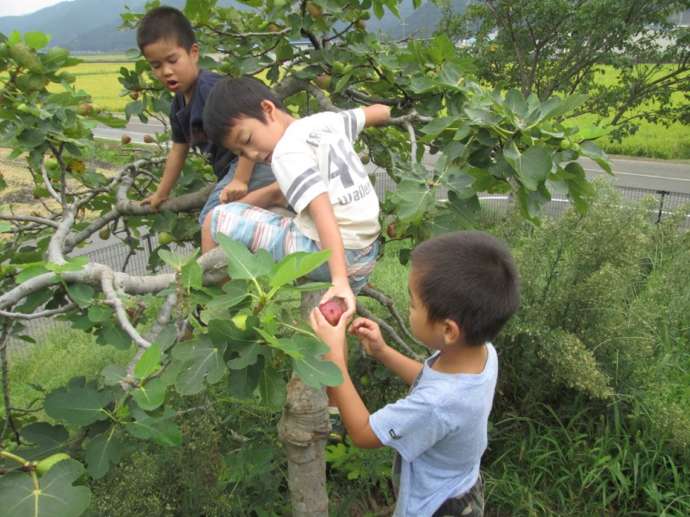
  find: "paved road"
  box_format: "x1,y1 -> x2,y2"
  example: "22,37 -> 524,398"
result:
95,120 -> 690,194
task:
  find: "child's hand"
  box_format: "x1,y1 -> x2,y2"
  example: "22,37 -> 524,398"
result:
141,191 -> 168,210
322,277 -> 356,321
220,178 -> 249,203
349,318 -> 387,359
309,306 -> 351,364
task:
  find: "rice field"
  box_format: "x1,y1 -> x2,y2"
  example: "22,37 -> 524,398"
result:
49,60 -> 135,111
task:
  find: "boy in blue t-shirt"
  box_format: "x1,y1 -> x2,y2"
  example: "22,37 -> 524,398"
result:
310,231 -> 520,517
135,7 -> 283,228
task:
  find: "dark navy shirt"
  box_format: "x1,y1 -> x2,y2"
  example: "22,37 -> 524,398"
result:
170,69 -> 236,180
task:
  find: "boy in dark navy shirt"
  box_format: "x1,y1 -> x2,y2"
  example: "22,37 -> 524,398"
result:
136,6 -> 283,236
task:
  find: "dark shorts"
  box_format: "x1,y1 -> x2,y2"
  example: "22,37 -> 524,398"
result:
433,475 -> 484,517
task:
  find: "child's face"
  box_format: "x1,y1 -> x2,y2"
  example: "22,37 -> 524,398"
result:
408,268 -> 447,350
142,39 -> 199,97
222,102 -> 286,163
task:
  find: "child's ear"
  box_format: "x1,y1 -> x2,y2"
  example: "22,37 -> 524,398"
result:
443,319 -> 461,345
189,43 -> 200,63
260,100 -> 277,121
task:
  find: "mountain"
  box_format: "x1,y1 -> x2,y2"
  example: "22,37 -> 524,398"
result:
368,0 -> 468,40
0,0 -> 151,51
0,0 -> 467,52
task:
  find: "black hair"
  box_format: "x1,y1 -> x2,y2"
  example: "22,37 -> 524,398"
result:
410,231 -> 520,346
203,76 -> 285,147
137,6 -> 196,52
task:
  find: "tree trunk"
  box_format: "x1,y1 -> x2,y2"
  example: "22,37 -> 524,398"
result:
278,290 -> 330,516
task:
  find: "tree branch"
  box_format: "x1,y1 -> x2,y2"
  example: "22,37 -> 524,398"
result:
305,82 -> 339,112
344,87 -> 400,106
63,209 -> 119,253
0,247 -> 227,311
47,203 -> 77,265
100,269 -> 151,349
403,121 -> 417,162
123,292 -> 177,389
0,214 -> 60,228
40,159 -> 64,207
389,110 -> 433,125
116,175 -> 213,215
0,303 -> 76,320
359,285 -> 423,347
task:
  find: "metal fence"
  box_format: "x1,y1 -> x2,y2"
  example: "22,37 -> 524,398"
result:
8,175 -> 690,347
370,166 -> 690,227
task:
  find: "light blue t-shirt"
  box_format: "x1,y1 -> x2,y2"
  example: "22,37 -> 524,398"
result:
369,344 -> 498,517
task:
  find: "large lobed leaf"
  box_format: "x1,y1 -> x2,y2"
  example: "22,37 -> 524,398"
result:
0,459 -> 91,517
44,378 -> 113,427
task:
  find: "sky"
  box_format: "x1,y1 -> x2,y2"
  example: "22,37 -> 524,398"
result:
0,0 -> 73,17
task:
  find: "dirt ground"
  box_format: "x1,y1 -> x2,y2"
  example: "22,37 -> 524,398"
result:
0,148 -> 117,218
0,148 -> 39,215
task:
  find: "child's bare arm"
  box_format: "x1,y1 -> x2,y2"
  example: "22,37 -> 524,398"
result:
142,142 -> 189,209
350,318 -> 423,385
220,156 -> 254,203
309,308 -> 383,449
362,104 -> 391,128
308,193 -> 356,317
237,182 -> 286,208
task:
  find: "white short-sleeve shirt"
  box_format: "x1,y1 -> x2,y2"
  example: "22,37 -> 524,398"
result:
270,109 -> 380,249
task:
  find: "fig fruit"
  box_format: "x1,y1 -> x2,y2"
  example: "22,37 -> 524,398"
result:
306,1 -> 323,18
143,134 -> 155,144
232,313 -> 248,331
318,296 -> 348,326
386,222 -> 397,238
314,73 -> 332,90
158,232 -> 174,245
35,453 -> 70,476
121,135 -> 132,145
77,103 -> 93,116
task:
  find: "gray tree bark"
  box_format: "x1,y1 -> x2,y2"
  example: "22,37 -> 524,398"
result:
277,290 -> 330,516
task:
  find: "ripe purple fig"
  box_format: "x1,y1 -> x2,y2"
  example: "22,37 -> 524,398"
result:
318,296 -> 348,326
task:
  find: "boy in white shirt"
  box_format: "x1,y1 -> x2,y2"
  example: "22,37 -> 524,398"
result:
310,231 -> 520,516
201,76 -> 390,312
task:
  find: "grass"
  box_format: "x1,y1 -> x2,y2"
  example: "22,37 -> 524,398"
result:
572,114 -> 690,161
2,326 -> 132,420
485,405 -> 690,516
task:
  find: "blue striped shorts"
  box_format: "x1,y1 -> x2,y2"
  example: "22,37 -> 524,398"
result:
210,202 -> 379,292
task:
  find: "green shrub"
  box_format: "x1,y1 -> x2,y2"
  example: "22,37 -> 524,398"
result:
88,393 -> 290,516
491,185 -> 690,450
